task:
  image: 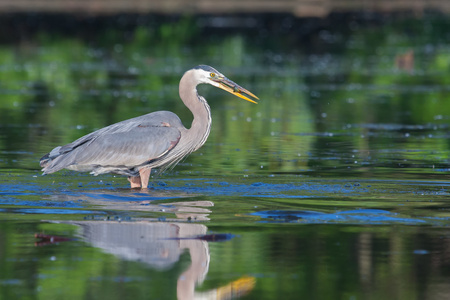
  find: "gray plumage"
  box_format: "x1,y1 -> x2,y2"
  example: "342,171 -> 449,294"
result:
40,65 -> 258,188
40,111 -> 183,176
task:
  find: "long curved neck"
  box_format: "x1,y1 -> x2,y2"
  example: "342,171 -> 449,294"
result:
179,70 -> 212,150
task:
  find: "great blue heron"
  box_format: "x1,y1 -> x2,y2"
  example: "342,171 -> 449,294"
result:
40,65 -> 258,189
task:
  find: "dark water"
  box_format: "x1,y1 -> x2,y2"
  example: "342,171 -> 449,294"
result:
1,13 -> 450,299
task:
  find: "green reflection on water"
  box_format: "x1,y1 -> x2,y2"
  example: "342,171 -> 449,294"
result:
0,221 -> 186,300
0,220 -> 449,300
1,14 -> 450,178
1,13 -> 450,300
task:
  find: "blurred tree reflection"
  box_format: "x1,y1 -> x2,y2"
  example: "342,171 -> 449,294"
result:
0,14 -> 449,177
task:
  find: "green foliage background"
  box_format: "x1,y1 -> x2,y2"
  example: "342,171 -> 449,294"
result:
1,15 -> 450,179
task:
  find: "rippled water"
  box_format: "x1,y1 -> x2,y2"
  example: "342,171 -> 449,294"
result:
1,13 -> 450,300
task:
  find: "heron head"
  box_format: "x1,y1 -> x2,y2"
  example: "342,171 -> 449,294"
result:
193,65 -> 259,103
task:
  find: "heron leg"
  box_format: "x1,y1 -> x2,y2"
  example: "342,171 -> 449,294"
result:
139,167 -> 152,189
128,176 -> 142,188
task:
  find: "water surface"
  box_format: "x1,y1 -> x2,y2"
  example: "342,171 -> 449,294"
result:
1,13 -> 450,300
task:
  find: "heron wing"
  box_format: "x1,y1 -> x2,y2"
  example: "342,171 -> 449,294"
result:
41,111 -> 183,173
73,125 -> 181,167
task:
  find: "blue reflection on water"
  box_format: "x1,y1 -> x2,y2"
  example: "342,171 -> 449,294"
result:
12,208 -> 104,214
82,192 -> 174,201
251,209 -> 427,224
0,199 -> 84,208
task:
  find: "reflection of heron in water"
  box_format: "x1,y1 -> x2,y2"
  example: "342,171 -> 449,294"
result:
40,65 -> 258,189
69,220 -> 255,300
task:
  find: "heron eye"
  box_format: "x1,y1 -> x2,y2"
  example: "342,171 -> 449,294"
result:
210,73 -> 215,78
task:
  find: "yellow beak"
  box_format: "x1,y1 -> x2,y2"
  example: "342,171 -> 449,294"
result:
214,77 -> 259,104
